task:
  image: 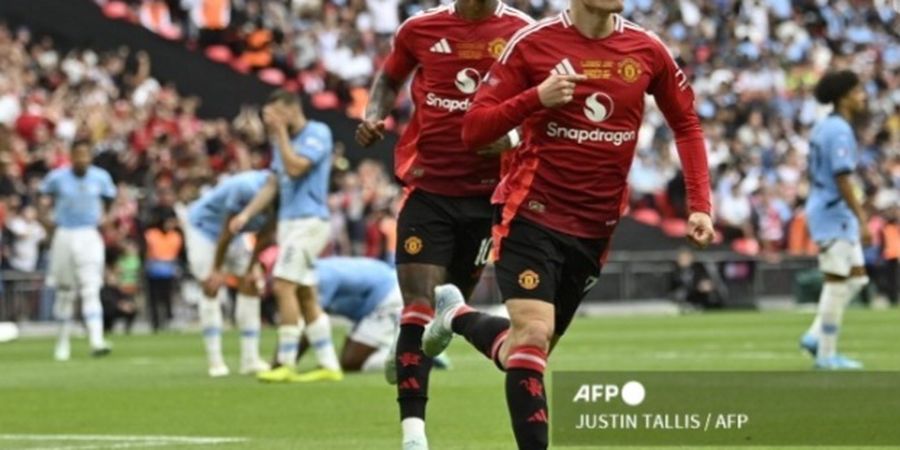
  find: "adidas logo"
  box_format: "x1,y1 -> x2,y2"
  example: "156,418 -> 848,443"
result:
399,377 -> 421,390
526,409 -> 548,423
550,58 -> 578,76
429,38 -> 452,54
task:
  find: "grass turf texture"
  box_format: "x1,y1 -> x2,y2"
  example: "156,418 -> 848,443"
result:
0,308 -> 897,450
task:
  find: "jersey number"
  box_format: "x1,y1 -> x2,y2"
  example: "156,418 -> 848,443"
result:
473,238 -> 492,267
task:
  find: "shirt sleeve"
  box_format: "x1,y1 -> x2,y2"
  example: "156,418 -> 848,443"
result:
381,21 -> 419,83
647,40 -> 711,215
828,130 -> 856,175
101,171 -> 118,199
461,43 -> 543,150
39,172 -> 57,196
296,125 -> 332,165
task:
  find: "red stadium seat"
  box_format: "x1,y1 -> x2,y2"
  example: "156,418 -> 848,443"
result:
311,91 -> 339,110
631,208 -> 661,226
204,45 -> 233,64
258,68 -> 286,85
102,1 -> 131,20
732,238 -> 760,256
230,59 -> 251,74
660,218 -> 687,237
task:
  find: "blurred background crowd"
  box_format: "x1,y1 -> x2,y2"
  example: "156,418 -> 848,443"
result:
0,0 -> 899,325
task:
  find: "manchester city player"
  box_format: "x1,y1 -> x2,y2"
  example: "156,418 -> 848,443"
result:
800,70 -> 871,370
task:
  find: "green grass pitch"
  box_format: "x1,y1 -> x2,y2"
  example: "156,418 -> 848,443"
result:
1,308 -> 897,449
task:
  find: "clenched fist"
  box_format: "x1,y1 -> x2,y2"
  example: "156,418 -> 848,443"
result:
537,74 -> 587,108
356,119 -> 386,148
687,212 -> 715,249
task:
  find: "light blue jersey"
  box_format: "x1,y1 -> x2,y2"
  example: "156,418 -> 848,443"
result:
271,120 -> 332,221
40,166 -> 116,228
187,170 -> 270,241
317,257 -> 397,322
805,114 -> 859,243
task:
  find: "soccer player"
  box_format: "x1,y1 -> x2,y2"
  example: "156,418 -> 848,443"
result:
41,139 -> 117,360
263,256 -> 403,373
423,2 -> 714,448
799,70 -> 870,370
229,90 -> 340,383
182,170 -> 273,377
355,1 -> 532,447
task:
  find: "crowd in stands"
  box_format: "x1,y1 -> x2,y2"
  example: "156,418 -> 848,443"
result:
1,0 -> 899,321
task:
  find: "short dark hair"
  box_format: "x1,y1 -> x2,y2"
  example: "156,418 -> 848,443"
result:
266,89 -> 299,106
814,70 -> 860,106
72,138 -> 92,151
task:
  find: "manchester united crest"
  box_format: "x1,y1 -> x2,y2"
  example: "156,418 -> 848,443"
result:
488,38 -> 507,59
518,269 -> 540,290
617,57 -> 643,83
404,236 -> 423,255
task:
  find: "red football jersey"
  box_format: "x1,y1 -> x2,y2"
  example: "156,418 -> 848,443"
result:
462,11 -> 712,239
381,2 -> 533,197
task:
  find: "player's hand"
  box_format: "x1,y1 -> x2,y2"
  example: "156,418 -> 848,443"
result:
202,271 -> 224,298
229,213 -> 249,234
262,104 -> 286,131
686,212 -> 714,249
537,74 -> 587,108
355,119 -> 386,147
860,226 -> 873,247
476,134 -> 513,158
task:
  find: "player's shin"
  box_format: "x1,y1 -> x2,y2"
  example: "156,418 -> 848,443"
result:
80,287 -> 106,350
236,294 -> 262,367
451,306 -> 510,370
505,344 -> 549,450
397,303 -> 435,436
816,281 -> 850,359
305,312 -> 341,371
199,297 -> 226,368
53,288 -> 76,360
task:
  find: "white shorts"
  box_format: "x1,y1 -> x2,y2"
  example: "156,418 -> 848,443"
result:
349,286 -> 402,349
273,218 -> 330,285
183,221 -> 253,280
47,227 -> 105,292
818,239 -> 865,278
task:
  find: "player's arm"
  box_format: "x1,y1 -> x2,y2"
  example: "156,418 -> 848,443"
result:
37,173 -> 57,233
648,42 -> 713,248
229,173 -> 277,234
830,134 -> 870,245
462,45 -> 584,150
356,26 -> 418,147
244,212 -> 277,277
265,105 -> 312,179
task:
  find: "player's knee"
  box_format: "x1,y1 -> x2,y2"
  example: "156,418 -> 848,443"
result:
339,353 -> 364,372
510,320 -> 553,351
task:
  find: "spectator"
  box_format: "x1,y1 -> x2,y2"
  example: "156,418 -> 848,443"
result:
5,204 -> 46,272
143,212 -> 182,332
669,248 -> 723,310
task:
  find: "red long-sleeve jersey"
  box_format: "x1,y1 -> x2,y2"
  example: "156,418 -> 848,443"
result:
380,2 -> 533,197
462,11 -> 711,239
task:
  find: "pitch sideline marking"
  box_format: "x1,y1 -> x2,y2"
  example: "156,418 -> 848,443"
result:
0,434 -> 247,449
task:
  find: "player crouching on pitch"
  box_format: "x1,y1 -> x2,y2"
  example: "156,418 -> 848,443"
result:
179,170 -> 274,377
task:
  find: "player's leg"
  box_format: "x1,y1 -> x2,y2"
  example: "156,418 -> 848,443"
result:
184,227 -> 228,376
75,228 -> 109,356
292,218 -> 342,381
258,220 -> 306,381
422,199 -> 497,359
228,238 -> 268,374
805,240 -> 867,369
48,230 -> 75,360
342,291 -> 401,372
392,190 -> 458,449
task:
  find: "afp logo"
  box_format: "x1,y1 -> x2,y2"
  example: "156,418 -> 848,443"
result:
583,92 -> 614,123
455,68 -> 481,94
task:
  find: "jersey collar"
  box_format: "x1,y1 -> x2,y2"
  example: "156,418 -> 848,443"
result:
448,1 -> 505,17
560,10 -> 624,33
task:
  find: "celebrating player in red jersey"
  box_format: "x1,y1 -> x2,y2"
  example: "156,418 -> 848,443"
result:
355,1 -> 532,449
420,1 -> 715,448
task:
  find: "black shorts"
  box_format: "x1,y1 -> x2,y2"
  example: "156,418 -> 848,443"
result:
494,216 -> 609,336
396,189 -> 493,295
